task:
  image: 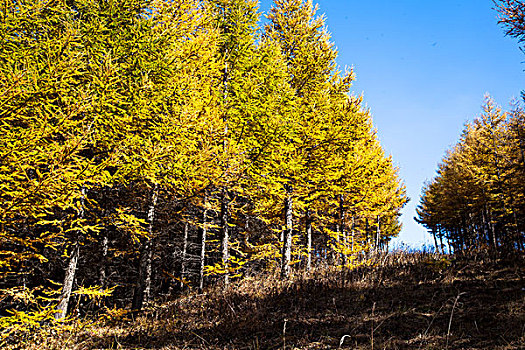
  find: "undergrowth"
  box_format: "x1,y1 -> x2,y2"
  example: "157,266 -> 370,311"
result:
7,251 -> 525,349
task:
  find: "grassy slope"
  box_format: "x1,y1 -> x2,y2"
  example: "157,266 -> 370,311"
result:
43,253 -> 525,349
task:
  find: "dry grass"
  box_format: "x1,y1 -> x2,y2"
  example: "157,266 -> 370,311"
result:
14,252 -> 525,349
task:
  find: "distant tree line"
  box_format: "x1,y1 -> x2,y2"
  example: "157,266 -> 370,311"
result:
417,1 -> 525,254
416,97 -> 525,254
0,0 -> 407,339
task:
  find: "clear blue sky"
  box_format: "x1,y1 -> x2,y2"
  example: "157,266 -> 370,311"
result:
259,0 -> 524,247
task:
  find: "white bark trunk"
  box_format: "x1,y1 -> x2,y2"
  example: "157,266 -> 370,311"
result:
220,188 -> 230,287
55,244 -> 79,319
351,216 -> 355,252
180,221 -> 189,290
180,222 -> 189,290
281,185 -> 293,279
306,208 -> 312,272
339,195 -> 345,266
132,184 -> 158,310
199,193 -> 208,293
55,186 -> 85,319
99,235 -> 108,288
376,215 -> 380,253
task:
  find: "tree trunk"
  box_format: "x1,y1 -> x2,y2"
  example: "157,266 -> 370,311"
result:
335,207 -> 340,265
439,228 -> 444,253
339,195 -> 346,266
365,218 -> 370,256
432,229 -> 440,254
486,207 -> 498,250
306,207 -> 312,272
55,186 -> 86,320
180,221 -> 189,290
281,184 -> 293,279
55,244 -> 79,319
376,215 -> 380,253
351,216 -> 355,252
220,188 -> 230,287
482,208 -> 491,249
132,184 -> 158,311
99,234 -> 108,288
199,193 -> 208,293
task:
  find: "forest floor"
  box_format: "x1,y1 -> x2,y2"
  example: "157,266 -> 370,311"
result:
35,253 -> 525,349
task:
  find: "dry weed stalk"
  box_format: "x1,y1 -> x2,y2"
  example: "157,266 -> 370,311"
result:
338,334 -> 350,349
446,292 -> 465,349
370,301 -> 376,350
282,318 -> 287,350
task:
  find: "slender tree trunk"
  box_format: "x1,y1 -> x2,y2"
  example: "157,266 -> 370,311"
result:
132,184 -> 158,311
55,186 -> 86,319
180,221 -> 189,290
280,221 -> 285,245
486,207 -> 498,250
99,196 -> 109,290
376,215 -> 380,253
132,240 -> 150,310
339,195 -> 346,266
462,215 -> 472,250
512,210 -> 521,251
335,206 -> 340,265
220,188 -> 230,287
432,229 -> 440,254
365,218 -> 370,257
55,245 -> 79,319
306,207 -> 312,272
99,234 -> 108,288
143,185 -> 158,304
220,16 -> 231,286
455,227 -> 462,253
439,227 -> 445,254
199,193 -> 208,293
351,216 -> 355,252
334,228 -> 340,264
281,184 -> 293,279
280,200 -> 285,271
482,208 -> 491,249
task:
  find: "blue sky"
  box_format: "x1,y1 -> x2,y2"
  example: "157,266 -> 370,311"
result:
259,0 -> 524,246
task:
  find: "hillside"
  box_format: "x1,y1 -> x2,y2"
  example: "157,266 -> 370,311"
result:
28,253 -> 524,350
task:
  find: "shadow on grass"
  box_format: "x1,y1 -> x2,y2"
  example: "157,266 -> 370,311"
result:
87,256 -> 524,349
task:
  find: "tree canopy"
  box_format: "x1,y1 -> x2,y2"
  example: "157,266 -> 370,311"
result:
417,96 -> 525,254
0,0 -> 407,342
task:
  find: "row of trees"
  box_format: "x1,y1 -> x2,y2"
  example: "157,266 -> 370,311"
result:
417,98 -> 525,253
417,1 -> 525,254
0,0 -> 407,337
